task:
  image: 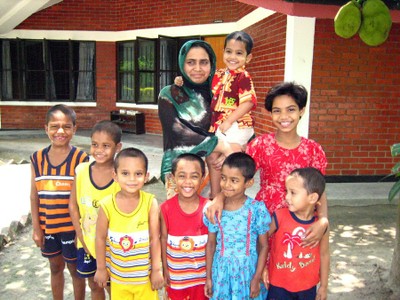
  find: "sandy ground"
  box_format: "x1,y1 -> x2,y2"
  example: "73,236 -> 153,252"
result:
0,202 -> 397,300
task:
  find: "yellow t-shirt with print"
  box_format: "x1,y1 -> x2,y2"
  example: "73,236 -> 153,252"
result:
75,162 -> 120,257
100,190 -> 154,285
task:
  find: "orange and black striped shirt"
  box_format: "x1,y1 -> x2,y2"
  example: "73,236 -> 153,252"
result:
31,146 -> 88,234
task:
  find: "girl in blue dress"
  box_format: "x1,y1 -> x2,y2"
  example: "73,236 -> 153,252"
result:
204,152 -> 270,299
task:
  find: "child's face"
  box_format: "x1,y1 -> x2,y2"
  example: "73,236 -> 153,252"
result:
113,156 -> 149,194
223,39 -> 252,71
220,165 -> 252,200
45,110 -> 76,147
270,95 -> 304,134
285,175 -> 312,213
90,131 -> 121,164
173,159 -> 203,200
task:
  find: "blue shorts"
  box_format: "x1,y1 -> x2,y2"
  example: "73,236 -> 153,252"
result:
267,284 -> 316,300
41,231 -> 77,263
77,248 -> 97,278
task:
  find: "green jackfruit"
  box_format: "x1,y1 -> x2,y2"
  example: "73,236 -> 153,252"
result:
359,0 -> 392,46
334,1 -> 362,39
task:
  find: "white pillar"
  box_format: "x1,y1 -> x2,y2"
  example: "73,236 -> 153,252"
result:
284,16 -> 316,138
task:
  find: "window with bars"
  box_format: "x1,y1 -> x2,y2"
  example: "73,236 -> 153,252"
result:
117,36 -> 195,104
0,39 -> 95,102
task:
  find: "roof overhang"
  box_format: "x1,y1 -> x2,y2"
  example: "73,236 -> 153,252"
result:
237,0 -> 400,22
0,0 -> 62,34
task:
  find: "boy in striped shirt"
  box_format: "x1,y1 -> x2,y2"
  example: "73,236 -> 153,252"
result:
160,153 -> 209,300
30,104 -> 88,299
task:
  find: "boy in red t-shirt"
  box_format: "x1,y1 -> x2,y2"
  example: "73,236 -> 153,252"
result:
160,153 -> 209,300
266,167 -> 330,300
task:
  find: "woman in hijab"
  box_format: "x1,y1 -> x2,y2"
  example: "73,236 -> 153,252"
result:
158,40 -> 219,197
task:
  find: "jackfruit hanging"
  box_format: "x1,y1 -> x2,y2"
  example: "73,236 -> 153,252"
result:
334,1 -> 362,38
334,0 -> 392,46
359,0 -> 392,46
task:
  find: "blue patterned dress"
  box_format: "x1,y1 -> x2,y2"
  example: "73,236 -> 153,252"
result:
203,197 -> 271,299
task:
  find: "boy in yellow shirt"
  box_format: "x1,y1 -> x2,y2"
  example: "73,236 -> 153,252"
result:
95,148 -> 164,299
69,120 -> 122,299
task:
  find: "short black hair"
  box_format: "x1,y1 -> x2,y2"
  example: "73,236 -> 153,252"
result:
265,82 -> 308,112
46,104 -> 77,125
171,153 -> 206,177
91,120 -> 122,144
224,31 -> 254,54
222,152 -> 256,181
290,167 -> 326,200
114,147 -> 148,172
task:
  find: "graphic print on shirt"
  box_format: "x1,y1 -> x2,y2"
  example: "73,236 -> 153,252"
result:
283,226 -> 305,259
119,235 -> 134,252
179,237 -> 195,252
168,235 -> 207,251
278,226 -> 316,272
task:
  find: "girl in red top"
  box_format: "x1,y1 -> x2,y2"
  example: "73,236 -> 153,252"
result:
207,82 -> 328,248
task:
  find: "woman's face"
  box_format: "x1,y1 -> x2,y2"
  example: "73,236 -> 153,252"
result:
183,47 -> 211,84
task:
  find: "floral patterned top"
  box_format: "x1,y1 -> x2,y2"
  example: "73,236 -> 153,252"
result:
209,67 -> 257,132
246,133 -> 327,214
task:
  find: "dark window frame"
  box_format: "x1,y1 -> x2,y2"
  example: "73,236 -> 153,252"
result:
116,35 -> 200,105
0,38 -> 96,102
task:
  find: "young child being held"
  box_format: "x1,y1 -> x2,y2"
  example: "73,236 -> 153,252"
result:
203,152 -> 270,299
266,167 -> 330,300
176,31 -> 257,198
94,147 -> 164,299
160,153 -> 209,300
69,120 -> 122,299
30,104 -> 88,299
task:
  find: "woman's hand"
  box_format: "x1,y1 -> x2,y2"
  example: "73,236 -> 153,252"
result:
211,153 -> 226,171
301,217 -> 329,248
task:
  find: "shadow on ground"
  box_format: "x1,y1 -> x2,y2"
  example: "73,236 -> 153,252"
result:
0,204 -> 397,299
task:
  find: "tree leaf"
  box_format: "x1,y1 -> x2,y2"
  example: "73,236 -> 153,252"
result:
388,180 -> 400,202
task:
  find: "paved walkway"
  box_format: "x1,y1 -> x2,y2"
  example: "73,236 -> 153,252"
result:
0,130 -> 397,246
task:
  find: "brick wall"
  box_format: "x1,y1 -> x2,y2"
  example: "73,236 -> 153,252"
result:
245,13 -> 287,134
311,19 -> 400,177
234,14 -> 399,178
4,1 -> 400,178
17,0 -> 241,31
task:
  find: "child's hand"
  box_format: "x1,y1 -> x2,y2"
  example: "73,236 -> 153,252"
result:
94,268 -> 109,288
204,278 -> 213,298
250,276 -> 261,298
163,269 -> 171,287
316,285 -> 327,300
32,228 -> 44,248
150,269 -> 164,290
174,76 -> 184,87
262,266 -> 269,289
218,120 -> 232,135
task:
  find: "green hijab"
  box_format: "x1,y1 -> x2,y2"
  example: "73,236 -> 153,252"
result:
158,40 -> 218,183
